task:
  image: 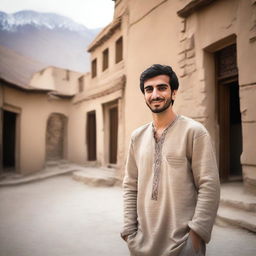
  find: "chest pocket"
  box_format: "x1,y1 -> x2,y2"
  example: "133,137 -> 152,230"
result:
166,156 -> 187,166
165,155 -> 194,185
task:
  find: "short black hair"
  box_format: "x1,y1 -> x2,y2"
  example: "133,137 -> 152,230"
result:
140,64 -> 179,93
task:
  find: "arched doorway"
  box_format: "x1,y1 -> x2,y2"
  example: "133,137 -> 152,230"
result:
46,113 -> 67,161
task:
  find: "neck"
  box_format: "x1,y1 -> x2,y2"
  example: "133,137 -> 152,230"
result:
152,107 -> 177,130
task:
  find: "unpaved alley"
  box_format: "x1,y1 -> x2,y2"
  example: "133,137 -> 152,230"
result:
0,174 -> 255,256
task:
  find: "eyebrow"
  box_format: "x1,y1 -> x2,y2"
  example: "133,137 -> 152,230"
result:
144,83 -> 169,89
156,84 -> 169,87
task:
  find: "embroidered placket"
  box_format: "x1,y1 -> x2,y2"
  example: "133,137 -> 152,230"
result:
151,116 -> 179,200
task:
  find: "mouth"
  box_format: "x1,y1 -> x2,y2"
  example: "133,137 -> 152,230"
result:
151,99 -> 164,105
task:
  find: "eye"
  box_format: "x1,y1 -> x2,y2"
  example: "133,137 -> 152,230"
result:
158,85 -> 168,91
144,87 -> 153,93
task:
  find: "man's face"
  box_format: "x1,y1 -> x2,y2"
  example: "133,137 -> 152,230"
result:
143,75 -> 176,113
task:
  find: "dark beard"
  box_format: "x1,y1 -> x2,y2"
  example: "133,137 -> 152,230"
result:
146,98 -> 172,113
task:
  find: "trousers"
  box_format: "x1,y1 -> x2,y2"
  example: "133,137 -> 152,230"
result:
179,236 -> 206,256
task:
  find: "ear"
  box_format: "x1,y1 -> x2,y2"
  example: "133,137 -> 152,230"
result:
171,90 -> 177,100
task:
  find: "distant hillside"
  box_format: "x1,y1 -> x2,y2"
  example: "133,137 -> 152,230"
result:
0,45 -> 45,88
0,10 -> 100,72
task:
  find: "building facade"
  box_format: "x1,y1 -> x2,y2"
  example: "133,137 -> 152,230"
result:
103,0 -> 256,191
0,67 -> 81,174
69,15 -> 127,172
1,0 -> 255,193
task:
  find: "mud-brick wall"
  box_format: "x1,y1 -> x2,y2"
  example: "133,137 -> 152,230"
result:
238,0 -> 256,192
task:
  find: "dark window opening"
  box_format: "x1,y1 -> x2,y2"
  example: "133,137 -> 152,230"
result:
91,58 -> 97,78
79,76 -> 84,92
102,48 -> 109,71
115,37 -> 123,63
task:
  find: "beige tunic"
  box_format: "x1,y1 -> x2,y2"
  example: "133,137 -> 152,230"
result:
122,115 -> 220,256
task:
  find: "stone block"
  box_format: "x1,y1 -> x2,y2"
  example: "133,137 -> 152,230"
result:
185,35 -> 195,51
180,19 -> 186,32
243,165 -> 256,182
240,122 -> 256,165
185,63 -> 196,74
179,39 -> 186,53
177,52 -> 186,62
240,84 -> 256,122
243,165 -> 256,193
178,59 -> 186,68
186,57 -> 195,66
179,32 -> 187,42
178,68 -> 186,78
186,49 -> 195,58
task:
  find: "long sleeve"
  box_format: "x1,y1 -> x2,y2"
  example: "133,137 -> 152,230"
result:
188,132 -> 220,243
121,138 -> 138,239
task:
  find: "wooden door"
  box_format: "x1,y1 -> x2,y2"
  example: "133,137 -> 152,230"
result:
109,106 -> 118,164
216,44 -> 242,181
87,111 -> 97,161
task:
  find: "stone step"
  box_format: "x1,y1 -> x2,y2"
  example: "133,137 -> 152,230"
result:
45,159 -> 70,167
0,162 -> 84,186
220,198 -> 256,212
72,167 -> 120,187
217,182 -> 256,233
217,205 -> 256,233
220,182 -> 256,211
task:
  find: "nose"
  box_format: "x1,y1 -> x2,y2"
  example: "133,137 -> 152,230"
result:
152,88 -> 160,98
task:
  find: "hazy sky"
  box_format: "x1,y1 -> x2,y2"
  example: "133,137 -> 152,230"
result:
0,0 -> 115,29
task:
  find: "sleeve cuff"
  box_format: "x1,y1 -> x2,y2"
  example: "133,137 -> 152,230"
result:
188,221 -> 211,243
120,229 -> 137,241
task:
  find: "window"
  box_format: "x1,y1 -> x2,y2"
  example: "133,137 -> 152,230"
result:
66,70 -> 70,80
91,58 -> 97,78
78,76 -> 84,92
115,37 -> 123,63
102,48 -> 109,71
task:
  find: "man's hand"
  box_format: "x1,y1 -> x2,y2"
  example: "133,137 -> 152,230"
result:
189,230 -> 202,252
123,234 -> 129,242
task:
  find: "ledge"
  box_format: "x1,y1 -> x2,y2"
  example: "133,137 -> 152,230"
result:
87,17 -> 122,52
177,0 -> 216,18
74,74 -> 126,104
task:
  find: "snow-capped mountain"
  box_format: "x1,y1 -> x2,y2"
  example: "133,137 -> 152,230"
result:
0,10 -> 89,32
0,10 -> 101,72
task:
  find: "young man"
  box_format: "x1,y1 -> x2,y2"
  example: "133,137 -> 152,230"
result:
121,64 -> 220,256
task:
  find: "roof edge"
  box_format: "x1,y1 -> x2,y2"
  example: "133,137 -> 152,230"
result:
87,17 -> 122,53
1,78 -> 52,94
